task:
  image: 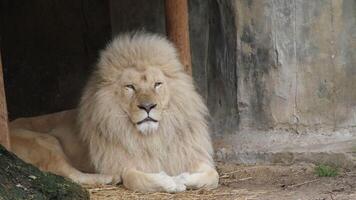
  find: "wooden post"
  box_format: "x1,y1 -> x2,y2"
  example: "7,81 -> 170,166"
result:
0,52 -> 10,150
164,0 -> 192,75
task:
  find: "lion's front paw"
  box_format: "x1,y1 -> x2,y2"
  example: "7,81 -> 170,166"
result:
171,169 -> 220,190
172,172 -> 190,186
157,172 -> 186,193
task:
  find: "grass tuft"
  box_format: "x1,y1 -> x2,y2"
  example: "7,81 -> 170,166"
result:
315,164 -> 338,177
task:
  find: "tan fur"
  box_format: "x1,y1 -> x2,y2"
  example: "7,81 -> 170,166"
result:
10,110 -> 116,185
9,32 -> 219,192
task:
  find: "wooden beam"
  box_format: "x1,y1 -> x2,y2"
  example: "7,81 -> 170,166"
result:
164,0 -> 192,75
0,51 -> 10,150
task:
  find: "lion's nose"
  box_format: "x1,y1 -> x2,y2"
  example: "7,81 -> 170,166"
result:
137,103 -> 157,113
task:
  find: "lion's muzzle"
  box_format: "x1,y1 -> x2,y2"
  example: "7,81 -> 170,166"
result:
137,103 -> 157,113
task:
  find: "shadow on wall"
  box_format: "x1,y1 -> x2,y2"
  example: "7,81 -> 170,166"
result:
1,0 -> 111,120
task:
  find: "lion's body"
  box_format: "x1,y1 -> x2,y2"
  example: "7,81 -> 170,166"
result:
9,32 -> 219,192
10,110 -> 115,185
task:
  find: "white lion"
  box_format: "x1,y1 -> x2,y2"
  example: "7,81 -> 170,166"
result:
10,32 -> 219,193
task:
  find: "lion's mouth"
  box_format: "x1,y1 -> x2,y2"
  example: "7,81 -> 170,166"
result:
137,117 -> 158,125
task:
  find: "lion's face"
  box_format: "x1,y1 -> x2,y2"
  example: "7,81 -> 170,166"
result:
118,67 -> 170,134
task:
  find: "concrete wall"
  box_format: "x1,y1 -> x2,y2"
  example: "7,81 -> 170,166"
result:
234,0 -> 356,134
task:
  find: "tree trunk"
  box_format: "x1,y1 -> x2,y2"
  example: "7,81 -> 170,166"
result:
0,51 -> 10,150
0,145 -> 89,200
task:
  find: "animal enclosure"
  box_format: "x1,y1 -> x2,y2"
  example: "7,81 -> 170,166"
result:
1,0 -> 356,199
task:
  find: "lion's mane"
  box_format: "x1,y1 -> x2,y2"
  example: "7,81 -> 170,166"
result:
77,32 -> 214,176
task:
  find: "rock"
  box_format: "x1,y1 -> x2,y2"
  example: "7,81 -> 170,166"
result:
0,145 -> 89,200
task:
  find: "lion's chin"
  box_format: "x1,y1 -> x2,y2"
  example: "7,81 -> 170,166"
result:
136,121 -> 159,135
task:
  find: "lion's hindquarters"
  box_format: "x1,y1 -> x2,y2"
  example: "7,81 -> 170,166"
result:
11,128 -> 70,173
10,128 -> 116,185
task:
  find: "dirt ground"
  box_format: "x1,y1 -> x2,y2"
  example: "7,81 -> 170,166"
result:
86,162 -> 356,200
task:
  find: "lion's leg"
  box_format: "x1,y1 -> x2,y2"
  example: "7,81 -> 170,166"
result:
122,168 -> 186,193
67,171 -> 118,185
174,162 -> 219,190
58,161 -> 118,185
11,128 -> 116,185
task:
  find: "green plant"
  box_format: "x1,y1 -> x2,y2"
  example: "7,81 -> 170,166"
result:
315,164 -> 338,177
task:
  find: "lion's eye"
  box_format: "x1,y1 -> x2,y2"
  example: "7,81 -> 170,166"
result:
125,84 -> 135,91
154,82 -> 162,88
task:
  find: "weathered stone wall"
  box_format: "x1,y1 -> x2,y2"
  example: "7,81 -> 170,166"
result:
234,0 -> 356,134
